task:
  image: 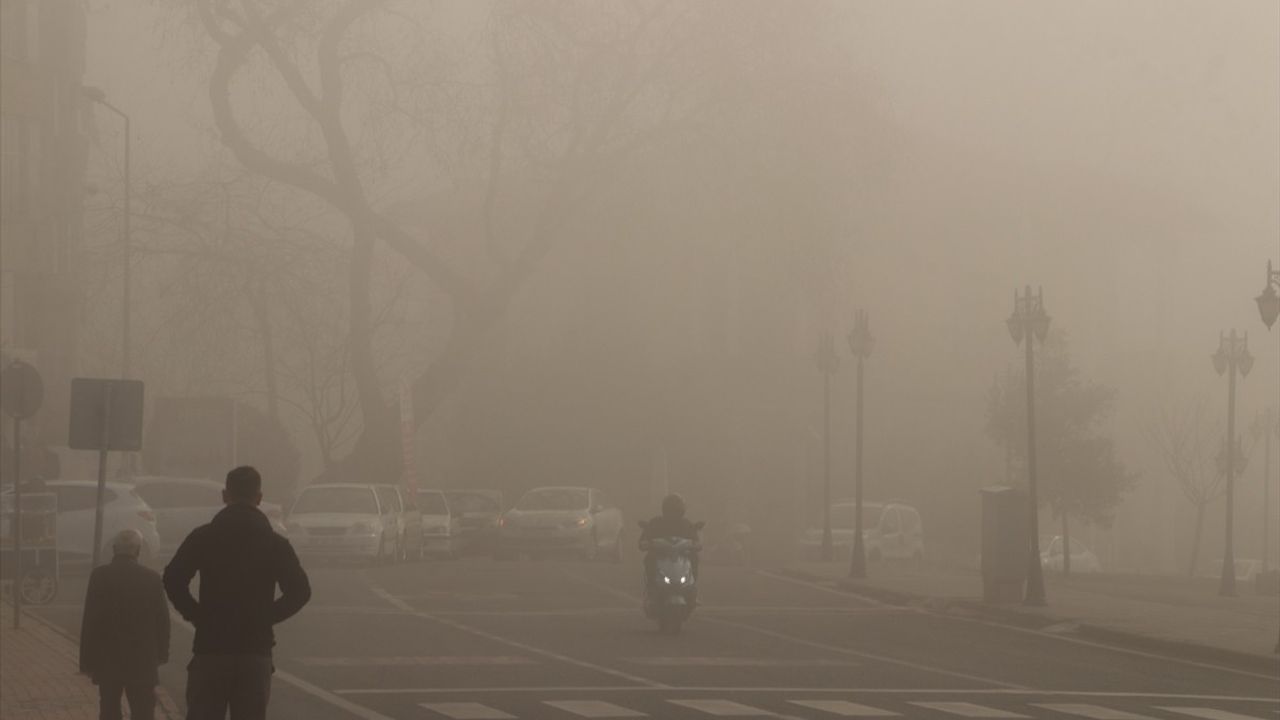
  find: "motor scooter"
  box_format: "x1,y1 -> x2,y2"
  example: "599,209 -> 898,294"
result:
638,520 -> 703,634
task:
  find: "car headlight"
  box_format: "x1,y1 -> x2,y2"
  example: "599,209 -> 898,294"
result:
350,522 -> 378,536
564,517 -> 589,529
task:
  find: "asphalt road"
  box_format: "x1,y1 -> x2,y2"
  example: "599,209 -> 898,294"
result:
34,553 -> 1280,720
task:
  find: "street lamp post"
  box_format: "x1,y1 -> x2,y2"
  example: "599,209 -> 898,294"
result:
1211,329 -> 1253,598
815,332 -> 840,562
1253,260 -> 1280,653
82,86 -> 131,381
1007,286 -> 1050,606
846,310 -> 874,579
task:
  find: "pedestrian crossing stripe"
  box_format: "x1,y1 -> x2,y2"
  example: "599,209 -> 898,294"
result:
1162,711 -> 1276,720
1032,703 -> 1159,719
420,702 -> 516,719
544,700 -> 648,717
911,701 -> 1029,717
789,699 -> 901,716
624,657 -> 856,667
416,699 -> 1279,720
300,656 -> 535,667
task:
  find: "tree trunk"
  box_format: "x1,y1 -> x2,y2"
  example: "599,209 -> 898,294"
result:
1188,503 -> 1205,579
1061,510 -> 1071,577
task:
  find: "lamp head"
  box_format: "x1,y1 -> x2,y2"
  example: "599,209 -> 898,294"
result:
81,85 -> 107,103
1257,282 -> 1280,330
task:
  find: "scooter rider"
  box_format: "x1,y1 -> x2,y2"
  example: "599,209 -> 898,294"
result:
639,494 -> 701,600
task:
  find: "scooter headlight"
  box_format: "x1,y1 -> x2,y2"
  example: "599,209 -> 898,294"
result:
662,576 -> 672,584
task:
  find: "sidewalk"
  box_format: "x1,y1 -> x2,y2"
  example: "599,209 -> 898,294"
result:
787,560 -> 1280,670
0,603 -> 179,719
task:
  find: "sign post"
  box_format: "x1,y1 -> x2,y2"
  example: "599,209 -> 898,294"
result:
69,378 -> 143,566
2,360 -> 44,628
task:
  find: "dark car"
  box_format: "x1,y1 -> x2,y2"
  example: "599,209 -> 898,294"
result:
443,489 -> 503,555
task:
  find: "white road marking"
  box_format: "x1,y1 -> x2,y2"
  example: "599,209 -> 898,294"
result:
788,700 -> 901,716
297,656 -> 535,667
370,585 -> 667,688
1161,710 -> 1273,720
1032,704 -> 1158,719
419,702 -> 516,719
168,610 -> 395,720
330,688 -> 1280,704
669,699 -> 774,716
704,617 -> 1028,690
623,657 -> 855,667
544,699 -> 649,717
911,701 -> 1029,717
559,568 -> 1022,690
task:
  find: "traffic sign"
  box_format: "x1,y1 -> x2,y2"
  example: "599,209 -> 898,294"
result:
1,360 -> 44,420
68,378 -> 144,451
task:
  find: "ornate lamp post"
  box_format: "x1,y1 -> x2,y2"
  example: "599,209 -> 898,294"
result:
1212,329 -> 1253,597
1008,286 -> 1050,606
846,310 -> 874,578
815,332 -> 841,561
1254,261 -> 1280,652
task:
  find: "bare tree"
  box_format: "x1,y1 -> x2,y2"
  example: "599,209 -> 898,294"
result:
1147,397 -> 1229,578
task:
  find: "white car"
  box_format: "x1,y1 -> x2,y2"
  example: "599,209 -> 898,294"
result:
801,501 -> 925,563
416,489 -> 457,558
130,476 -> 288,556
285,483 -> 398,564
496,486 -> 624,561
1040,535 -> 1103,574
372,484 -> 422,561
2,480 -> 161,563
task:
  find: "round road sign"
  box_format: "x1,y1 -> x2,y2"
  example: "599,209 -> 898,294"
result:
1,360 -> 44,420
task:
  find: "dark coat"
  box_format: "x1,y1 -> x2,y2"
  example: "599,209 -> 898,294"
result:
163,503 -> 310,656
639,515 -> 699,544
79,555 -> 170,685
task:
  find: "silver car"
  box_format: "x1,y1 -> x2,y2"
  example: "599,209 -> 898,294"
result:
285,483 -> 398,564
496,486 -> 624,561
130,476 -> 287,556
1,480 -> 162,563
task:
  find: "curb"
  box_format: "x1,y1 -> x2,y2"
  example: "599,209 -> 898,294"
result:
781,567 -> 1280,676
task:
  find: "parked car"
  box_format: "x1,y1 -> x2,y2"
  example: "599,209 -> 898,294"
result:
372,484 -> 422,561
443,489 -> 503,555
1040,535 -> 1103,574
800,500 -> 925,563
496,486 -> 623,561
285,483 -> 398,564
1,480 -> 161,563
416,489 -> 458,558
130,476 -> 287,556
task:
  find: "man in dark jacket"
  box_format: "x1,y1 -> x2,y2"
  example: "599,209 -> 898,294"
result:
80,529 -> 170,720
163,466 -> 310,720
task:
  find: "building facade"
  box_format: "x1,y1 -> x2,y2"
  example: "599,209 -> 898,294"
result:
1,0 -> 88,483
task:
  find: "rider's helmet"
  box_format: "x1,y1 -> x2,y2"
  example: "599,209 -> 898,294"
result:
661,493 -> 686,520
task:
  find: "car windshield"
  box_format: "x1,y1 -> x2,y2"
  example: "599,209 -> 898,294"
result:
292,487 -> 377,515
517,489 -> 589,511
417,492 -> 449,514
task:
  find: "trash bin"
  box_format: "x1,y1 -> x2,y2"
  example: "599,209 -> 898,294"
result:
981,486 -> 1029,604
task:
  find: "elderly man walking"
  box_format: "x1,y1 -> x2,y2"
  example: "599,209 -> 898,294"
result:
80,529 -> 171,720
164,466 -> 311,720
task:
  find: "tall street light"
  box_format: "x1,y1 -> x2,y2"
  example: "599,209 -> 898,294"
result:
815,332 -> 840,561
1007,286 -> 1050,606
1253,259 -> 1280,653
1211,329 -> 1253,597
82,86 -> 131,381
846,310 -> 874,579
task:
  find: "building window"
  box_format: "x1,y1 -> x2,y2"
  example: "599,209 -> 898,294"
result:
1,114 -> 30,219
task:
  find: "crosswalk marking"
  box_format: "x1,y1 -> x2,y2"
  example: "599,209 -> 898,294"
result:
911,701 -> 1029,718
668,699 -> 774,716
1161,709 -> 1271,720
419,702 -> 516,720
1032,704 -> 1158,719
625,657 -> 855,667
544,700 -> 648,717
299,656 -> 534,667
788,699 -> 901,716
